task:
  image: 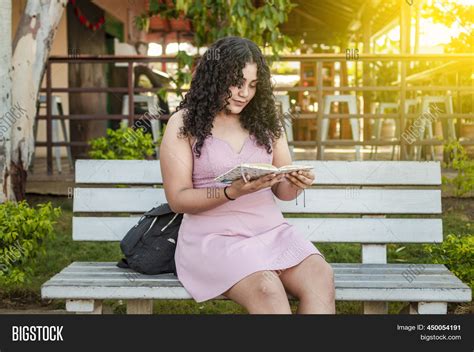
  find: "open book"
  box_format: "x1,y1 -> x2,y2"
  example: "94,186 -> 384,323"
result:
214,163 -> 314,184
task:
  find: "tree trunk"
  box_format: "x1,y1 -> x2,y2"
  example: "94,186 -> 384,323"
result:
0,0 -> 12,203
5,0 -> 67,201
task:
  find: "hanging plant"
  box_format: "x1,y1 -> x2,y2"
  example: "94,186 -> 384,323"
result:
68,0 -> 106,31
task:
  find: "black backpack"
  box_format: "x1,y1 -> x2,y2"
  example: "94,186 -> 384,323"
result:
116,203 -> 183,275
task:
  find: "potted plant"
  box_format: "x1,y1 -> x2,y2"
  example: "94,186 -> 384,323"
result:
150,16 -> 170,31
169,14 -> 191,31
145,0 -> 171,31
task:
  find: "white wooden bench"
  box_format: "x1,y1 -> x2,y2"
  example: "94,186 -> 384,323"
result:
41,160 -> 471,314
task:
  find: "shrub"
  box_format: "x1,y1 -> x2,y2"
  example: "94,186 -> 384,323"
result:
442,140 -> 474,196
424,234 -> 473,289
88,127 -> 155,160
0,201 -> 61,285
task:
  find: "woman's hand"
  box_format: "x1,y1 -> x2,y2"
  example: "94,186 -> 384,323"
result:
226,172 -> 285,199
284,170 -> 315,190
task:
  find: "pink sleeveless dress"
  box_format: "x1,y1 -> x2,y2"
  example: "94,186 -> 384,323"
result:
174,133 -> 324,302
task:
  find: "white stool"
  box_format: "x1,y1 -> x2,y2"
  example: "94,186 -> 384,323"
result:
321,95 -> 361,160
121,95 -> 162,156
370,99 -> 421,160
414,96 -> 455,160
34,95 -> 74,173
421,96 -> 456,138
275,95 -> 294,159
403,98 -> 420,160
371,102 -> 399,160
405,99 -> 419,114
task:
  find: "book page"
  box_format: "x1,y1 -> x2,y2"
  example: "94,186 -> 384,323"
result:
214,163 -> 313,184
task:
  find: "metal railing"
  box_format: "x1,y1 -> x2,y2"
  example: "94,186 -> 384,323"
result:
37,53 -> 474,174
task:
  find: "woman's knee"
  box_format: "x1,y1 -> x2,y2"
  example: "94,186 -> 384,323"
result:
257,270 -> 288,299
248,271 -> 291,313
224,270 -> 290,311
232,270 -> 287,301
319,257 -> 335,283
313,257 -> 335,294
298,255 -> 335,297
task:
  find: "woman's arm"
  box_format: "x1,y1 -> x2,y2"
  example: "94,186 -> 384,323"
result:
160,111 -> 238,214
270,127 -> 305,201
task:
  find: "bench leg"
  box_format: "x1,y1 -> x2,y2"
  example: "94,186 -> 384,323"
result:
66,299 -> 103,314
364,301 -> 388,314
126,299 -> 153,314
409,302 -> 447,314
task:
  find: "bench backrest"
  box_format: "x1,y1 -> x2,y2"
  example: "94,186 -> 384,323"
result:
72,160 -> 442,264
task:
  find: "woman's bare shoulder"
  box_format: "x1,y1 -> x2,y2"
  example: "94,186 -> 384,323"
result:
167,109 -> 194,148
167,109 -> 186,127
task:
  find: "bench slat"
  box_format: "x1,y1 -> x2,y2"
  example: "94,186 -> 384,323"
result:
48,274 -> 465,285
47,280 -> 465,290
75,160 -> 441,185
50,264 -> 467,286
61,268 -> 453,276
72,217 -> 442,243
41,262 -> 471,302
67,262 -> 449,270
73,188 -> 441,214
42,285 -> 470,302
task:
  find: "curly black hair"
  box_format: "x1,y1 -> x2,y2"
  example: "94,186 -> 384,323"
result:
175,36 -> 284,158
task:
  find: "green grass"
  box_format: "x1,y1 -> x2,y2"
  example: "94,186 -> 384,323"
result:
1,196 -> 472,314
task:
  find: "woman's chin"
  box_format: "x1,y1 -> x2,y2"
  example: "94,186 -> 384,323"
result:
222,103 -> 246,115
228,104 -> 245,114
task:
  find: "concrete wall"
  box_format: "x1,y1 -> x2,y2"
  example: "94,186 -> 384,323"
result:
93,0 -> 147,42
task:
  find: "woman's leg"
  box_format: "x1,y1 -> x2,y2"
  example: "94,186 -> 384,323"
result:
278,254 -> 336,314
222,270 -> 292,314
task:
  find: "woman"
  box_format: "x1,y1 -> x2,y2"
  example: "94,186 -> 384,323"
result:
160,36 -> 335,314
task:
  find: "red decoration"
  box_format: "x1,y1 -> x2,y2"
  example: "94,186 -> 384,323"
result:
68,0 -> 106,32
